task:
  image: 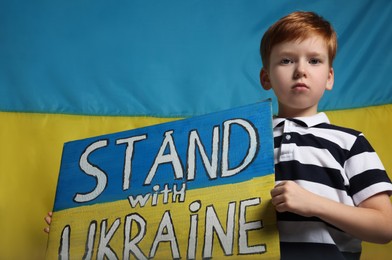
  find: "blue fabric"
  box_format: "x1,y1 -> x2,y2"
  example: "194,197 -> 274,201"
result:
0,0 -> 391,116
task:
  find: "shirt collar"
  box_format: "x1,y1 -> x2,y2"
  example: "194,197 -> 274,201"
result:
273,112 -> 330,128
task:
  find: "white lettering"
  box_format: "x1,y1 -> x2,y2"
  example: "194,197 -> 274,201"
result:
83,221 -> 97,260
123,214 -> 147,260
149,210 -> 180,259
97,218 -> 120,260
239,198 -> 265,254
187,127 -> 219,180
145,130 -> 183,185
203,202 -> 236,257
74,140 -> 108,203
116,135 -> 147,190
59,225 -> 70,260
221,119 -> 258,177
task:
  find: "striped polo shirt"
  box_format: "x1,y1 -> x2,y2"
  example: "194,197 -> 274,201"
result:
273,112 -> 392,260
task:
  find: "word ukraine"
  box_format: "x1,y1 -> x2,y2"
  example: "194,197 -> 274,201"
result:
59,198 -> 265,260
46,101 -> 279,259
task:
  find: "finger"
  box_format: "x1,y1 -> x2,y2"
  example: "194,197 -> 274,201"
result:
270,184 -> 285,197
271,194 -> 285,206
274,181 -> 286,187
275,203 -> 288,213
271,197 -> 279,206
45,216 -> 52,225
270,188 -> 280,198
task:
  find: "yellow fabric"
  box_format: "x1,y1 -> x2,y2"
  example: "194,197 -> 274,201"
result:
0,104 -> 391,259
326,105 -> 392,186
0,112 -> 176,260
326,104 -> 392,259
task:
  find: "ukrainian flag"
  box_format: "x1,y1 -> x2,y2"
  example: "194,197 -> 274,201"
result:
1,1 -> 391,259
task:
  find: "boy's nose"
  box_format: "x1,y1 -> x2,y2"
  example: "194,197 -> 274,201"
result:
294,63 -> 306,79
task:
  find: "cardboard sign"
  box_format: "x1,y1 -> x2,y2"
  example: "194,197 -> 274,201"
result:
46,101 -> 279,259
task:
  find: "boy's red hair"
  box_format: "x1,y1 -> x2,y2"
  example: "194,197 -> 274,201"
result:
260,11 -> 337,69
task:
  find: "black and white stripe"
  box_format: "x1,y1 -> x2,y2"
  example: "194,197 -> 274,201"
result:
273,113 -> 392,259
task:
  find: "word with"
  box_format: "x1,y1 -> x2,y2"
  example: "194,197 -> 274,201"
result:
128,183 -> 187,208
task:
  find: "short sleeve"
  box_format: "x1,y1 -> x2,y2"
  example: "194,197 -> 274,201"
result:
344,134 -> 392,205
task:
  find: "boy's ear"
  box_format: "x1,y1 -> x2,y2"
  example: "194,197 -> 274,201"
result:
260,68 -> 272,90
326,67 -> 334,90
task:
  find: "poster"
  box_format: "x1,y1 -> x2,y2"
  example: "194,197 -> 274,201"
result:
46,101 -> 279,259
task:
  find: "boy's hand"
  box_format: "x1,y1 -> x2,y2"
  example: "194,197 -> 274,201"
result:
270,181 -> 316,217
43,211 -> 53,234
271,181 -> 392,243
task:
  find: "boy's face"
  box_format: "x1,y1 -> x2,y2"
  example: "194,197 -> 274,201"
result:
260,34 -> 334,117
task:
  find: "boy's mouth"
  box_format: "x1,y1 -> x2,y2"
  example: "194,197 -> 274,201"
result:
292,83 -> 309,90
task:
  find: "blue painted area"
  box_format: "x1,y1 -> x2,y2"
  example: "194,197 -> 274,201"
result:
54,101 -> 274,211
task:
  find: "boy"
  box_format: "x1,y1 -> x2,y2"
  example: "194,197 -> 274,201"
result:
260,11 -> 392,259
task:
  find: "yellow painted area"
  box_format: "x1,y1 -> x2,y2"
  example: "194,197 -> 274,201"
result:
46,175 -> 278,259
1,104 -> 391,259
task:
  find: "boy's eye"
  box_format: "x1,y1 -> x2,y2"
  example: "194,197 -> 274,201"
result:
309,58 -> 321,64
280,58 -> 293,65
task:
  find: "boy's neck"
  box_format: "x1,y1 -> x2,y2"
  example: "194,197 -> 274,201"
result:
277,106 -> 318,118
